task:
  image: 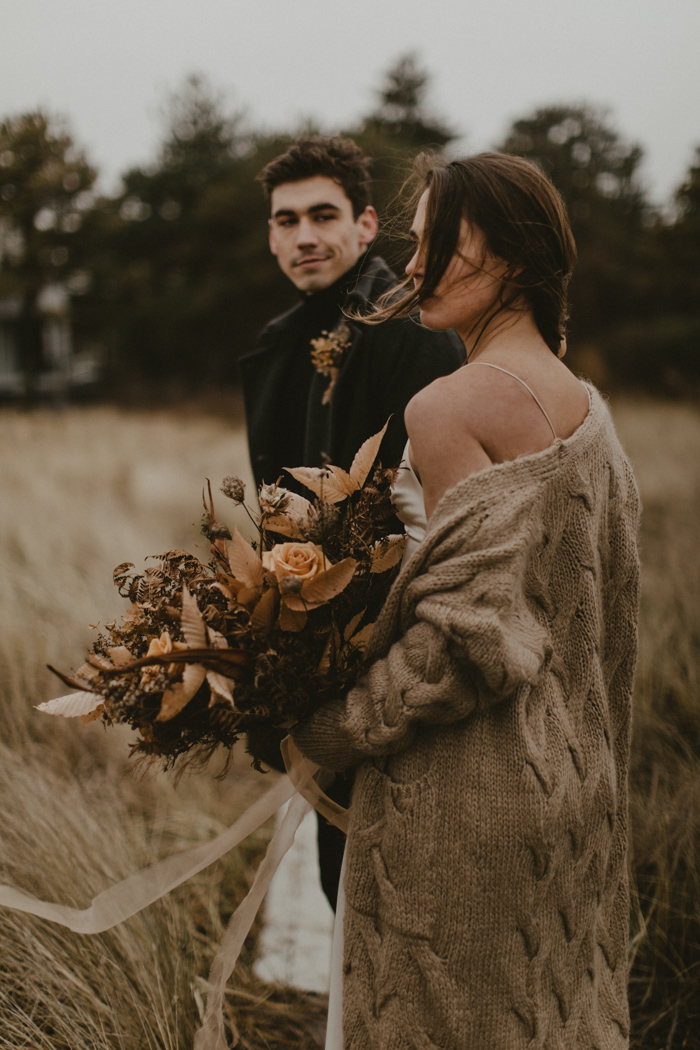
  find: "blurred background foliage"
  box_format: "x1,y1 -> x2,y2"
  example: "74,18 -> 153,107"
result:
0,54 -> 698,400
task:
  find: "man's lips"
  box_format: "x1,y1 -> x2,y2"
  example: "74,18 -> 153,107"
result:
293,255 -> 331,268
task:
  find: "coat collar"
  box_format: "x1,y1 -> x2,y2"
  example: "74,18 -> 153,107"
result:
245,256 -> 397,358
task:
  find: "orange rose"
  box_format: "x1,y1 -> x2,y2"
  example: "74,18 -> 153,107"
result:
142,631 -> 188,676
262,542 -> 330,585
260,542 -> 356,633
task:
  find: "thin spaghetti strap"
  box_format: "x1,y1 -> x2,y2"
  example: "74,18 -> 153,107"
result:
468,361 -> 557,440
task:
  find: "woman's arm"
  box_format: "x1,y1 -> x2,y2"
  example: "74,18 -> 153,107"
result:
292,478 -> 553,771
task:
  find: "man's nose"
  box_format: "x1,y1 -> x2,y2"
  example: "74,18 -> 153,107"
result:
296,217 -> 319,247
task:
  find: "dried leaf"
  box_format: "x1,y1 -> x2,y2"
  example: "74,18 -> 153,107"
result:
206,670 -> 235,706
227,530 -> 264,590
343,609 -> 366,642
86,652 -> 115,672
107,645 -> 135,668
349,420 -> 390,488
264,513 -> 305,539
285,491 -> 314,517
263,489 -> 313,532
278,603 -> 307,632
81,705 -> 105,727
237,584 -> 263,605
346,622 -> 375,651
156,663 -> 207,721
328,465 -> 357,494
206,625 -> 229,649
181,585 -> 207,648
283,558 -> 357,611
283,466 -> 352,504
209,581 -> 234,601
318,624 -> 342,673
250,588 -> 278,634
36,692 -> 105,719
73,661 -> 99,682
370,534 -> 407,572
301,558 -> 357,604
113,562 -> 134,585
317,636 -> 332,674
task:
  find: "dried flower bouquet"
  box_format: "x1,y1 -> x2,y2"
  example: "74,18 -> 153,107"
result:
40,424 -> 405,770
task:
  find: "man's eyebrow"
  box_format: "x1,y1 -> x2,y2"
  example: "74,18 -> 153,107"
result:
272,203 -> 342,220
308,203 -> 341,214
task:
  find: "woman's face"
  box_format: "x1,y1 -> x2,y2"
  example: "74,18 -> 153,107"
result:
406,189 -> 506,341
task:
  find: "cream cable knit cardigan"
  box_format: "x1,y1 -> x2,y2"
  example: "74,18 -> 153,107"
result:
293,386 -> 640,1050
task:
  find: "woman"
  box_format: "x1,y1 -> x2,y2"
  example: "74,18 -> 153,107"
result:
293,153 -> 640,1050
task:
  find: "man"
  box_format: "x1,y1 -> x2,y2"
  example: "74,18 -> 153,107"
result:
239,136 -> 463,909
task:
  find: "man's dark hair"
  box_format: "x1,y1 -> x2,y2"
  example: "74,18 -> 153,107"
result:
257,136 -> 372,218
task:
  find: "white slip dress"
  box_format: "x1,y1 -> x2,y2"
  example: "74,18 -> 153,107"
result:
323,363 -> 558,1048
324,443 -> 427,1050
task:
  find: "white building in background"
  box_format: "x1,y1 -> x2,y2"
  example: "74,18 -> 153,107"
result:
0,282 -> 102,398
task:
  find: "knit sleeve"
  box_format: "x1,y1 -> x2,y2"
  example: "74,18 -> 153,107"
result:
292,486 -> 553,771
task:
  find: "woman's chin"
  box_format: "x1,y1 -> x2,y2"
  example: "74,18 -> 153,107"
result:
418,307 -> 449,331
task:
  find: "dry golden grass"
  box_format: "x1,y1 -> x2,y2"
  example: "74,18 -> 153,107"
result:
0,397 -> 698,1048
613,398 -> 700,1048
0,405 -> 326,1048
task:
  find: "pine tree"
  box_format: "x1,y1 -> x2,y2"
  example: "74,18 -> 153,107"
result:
0,111 -> 96,393
362,53 -> 454,150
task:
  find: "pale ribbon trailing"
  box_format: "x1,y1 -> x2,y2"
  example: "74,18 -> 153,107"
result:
0,736 -> 349,1050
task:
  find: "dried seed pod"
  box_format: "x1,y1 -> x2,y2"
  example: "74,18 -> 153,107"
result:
259,483 -> 291,513
279,575 -> 304,594
220,476 -> 246,503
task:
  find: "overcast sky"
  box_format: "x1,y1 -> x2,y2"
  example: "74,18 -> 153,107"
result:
2,0 -> 698,206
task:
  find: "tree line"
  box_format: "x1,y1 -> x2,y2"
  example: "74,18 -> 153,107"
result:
1,55 -> 698,399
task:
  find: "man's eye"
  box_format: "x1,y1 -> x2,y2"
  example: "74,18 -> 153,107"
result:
315,213 -> 335,222
278,218 -> 296,227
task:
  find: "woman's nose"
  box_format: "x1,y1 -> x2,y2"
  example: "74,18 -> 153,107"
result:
406,249 -> 422,282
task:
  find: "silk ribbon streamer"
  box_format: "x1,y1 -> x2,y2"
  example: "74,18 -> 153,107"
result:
0,773 -> 295,934
0,737 -> 350,1048
194,790 -> 312,1049
194,737 -> 349,1047
281,735 -> 349,834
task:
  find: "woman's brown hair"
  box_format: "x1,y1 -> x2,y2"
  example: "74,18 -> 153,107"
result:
367,151 -> 577,355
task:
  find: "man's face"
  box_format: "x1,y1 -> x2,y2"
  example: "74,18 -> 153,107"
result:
269,176 -> 378,294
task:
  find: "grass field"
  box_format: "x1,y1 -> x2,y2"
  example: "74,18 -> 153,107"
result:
0,405 -> 326,1049
0,397 -> 698,1048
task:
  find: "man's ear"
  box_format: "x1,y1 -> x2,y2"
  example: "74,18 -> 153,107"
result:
357,206 -> 379,248
268,218 -> 278,257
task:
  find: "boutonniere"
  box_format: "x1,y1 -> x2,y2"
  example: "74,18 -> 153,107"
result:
310,321 -> 352,405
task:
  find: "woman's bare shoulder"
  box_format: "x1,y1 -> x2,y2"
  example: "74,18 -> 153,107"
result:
405,371 -> 484,458
404,357 -> 590,517
412,357 -> 588,446
404,372 -> 492,516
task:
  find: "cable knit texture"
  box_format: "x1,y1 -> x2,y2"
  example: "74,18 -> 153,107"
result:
292,387 -> 640,1050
